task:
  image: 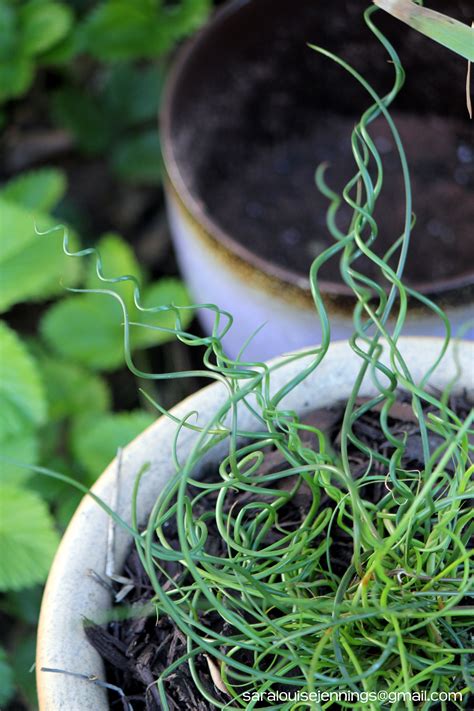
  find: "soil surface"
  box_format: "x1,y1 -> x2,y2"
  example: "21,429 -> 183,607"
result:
200,112 -> 473,287
87,391 -> 473,710
171,0 -> 474,290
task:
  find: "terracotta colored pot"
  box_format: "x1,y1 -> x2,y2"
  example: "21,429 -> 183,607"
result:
37,337 -> 473,709
161,0 -> 474,360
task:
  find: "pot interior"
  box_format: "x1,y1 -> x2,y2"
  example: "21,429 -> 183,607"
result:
165,0 -> 474,294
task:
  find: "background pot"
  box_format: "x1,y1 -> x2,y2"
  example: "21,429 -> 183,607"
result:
161,0 -> 474,360
37,337 -> 473,709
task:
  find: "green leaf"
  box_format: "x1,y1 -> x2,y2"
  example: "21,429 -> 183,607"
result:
1,586 -> 42,625
0,321 -> 46,438
85,232 -> 143,309
0,647 -> 14,706
0,430 -> 38,486
0,2 -> 17,59
40,293 -> 127,370
38,357 -> 111,421
0,197 -> 81,311
0,168 -> 67,211
71,411 -> 154,480
103,64 -> 162,127
81,0 -> 159,61
19,0 -> 73,57
112,131 -> 162,185
373,0 -> 474,61
0,54 -> 34,102
0,485 -> 60,591
10,633 -> 38,708
51,87 -> 111,154
132,278 -> 193,349
163,0 -> 211,43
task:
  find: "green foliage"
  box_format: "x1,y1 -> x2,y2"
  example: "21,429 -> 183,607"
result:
41,233 -> 193,369
0,321 -> 46,438
0,0 -> 74,101
38,357 -> 111,421
0,432 -> 38,486
81,0 -> 211,61
51,64 -> 163,182
111,130 -> 163,185
0,196 -> 81,312
0,485 -> 60,591
0,167 -> 67,212
72,410 -> 155,481
373,0 -> 474,61
19,0 -> 74,57
0,647 -> 14,706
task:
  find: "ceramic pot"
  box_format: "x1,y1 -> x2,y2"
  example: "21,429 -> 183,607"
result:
161,0 -> 474,360
37,337 -> 473,709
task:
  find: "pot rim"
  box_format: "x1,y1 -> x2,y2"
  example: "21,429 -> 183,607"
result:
160,0 -> 474,299
36,337 -> 474,709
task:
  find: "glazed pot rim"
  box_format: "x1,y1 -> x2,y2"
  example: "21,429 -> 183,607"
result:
36,337 -> 474,709
160,0 -> 474,299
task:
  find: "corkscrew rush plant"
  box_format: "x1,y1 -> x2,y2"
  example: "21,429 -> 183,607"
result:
31,4 -> 473,710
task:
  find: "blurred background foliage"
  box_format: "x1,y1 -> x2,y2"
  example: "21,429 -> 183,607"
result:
0,1 -> 217,707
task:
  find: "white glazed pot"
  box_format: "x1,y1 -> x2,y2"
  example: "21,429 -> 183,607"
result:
37,337 -> 473,709
161,0 -> 474,361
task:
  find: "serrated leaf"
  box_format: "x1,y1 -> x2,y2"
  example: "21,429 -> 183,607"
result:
0,647 -> 14,706
112,131 -> 162,185
0,430 -> 38,485
0,3 -> 17,59
132,278 -> 193,348
72,411 -> 154,480
85,232 -> 143,309
81,0 -> 159,61
40,293 -> 127,370
0,197 -> 81,311
19,0 -> 73,57
103,64 -> 162,127
0,54 -> 34,102
38,357 -> 111,421
164,0 -> 211,43
51,87 -> 111,154
1,586 -> 42,625
0,168 -> 67,211
0,485 -> 60,591
0,321 -> 46,438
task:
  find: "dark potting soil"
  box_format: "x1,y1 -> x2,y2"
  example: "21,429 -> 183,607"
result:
87,391 -> 473,710
171,0 -> 474,290
200,112 -> 474,287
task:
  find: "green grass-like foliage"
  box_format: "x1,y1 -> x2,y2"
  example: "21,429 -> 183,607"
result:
49,5 -> 474,708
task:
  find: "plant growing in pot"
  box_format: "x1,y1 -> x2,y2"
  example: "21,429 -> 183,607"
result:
161,0 -> 474,360
35,5 -> 473,710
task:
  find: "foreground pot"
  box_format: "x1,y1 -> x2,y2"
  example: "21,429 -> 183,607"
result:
161,0 -> 474,360
37,337 -> 473,709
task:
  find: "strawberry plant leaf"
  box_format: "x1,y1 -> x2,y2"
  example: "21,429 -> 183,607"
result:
0,430 -> 38,486
0,647 -> 14,706
40,293 -> 127,370
132,278 -> 193,348
71,411 -> 155,481
85,232 -> 143,309
0,168 -> 67,212
0,321 -> 46,438
38,357 -> 111,421
0,485 -> 60,591
0,197 -> 81,311
19,0 -> 73,57
51,87 -> 111,154
111,131 -> 163,185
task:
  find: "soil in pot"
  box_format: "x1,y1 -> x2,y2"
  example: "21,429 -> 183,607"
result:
86,391 -> 472,710
171,0 -> 474,291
